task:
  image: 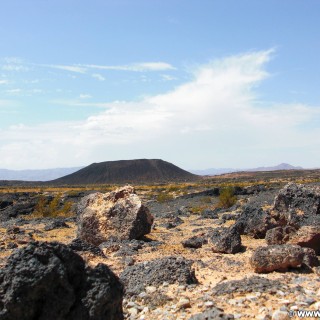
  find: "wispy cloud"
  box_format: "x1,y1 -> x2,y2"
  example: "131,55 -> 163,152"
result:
79,94 -> 92,99
83,62 -> 175,72
43,64 -> 87,74
161,74 -> 177,81
0,79 -> 9,85
92,73 -> 105,81
1,49 -> 319,169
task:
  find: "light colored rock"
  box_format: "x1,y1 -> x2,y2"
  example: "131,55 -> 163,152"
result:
77,185 -> 154,245
250,244 -> 304,273
272,309 -> 290,320
145,286 -> 157,294
177,298 -> 191,309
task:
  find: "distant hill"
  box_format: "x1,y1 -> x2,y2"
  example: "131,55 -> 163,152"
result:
190,163 -> 303,176
0,167 -> 83,181
50,159 -> 199,185
247,163 -> 303,172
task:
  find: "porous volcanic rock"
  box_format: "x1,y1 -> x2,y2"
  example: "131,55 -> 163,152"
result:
265,226 -> 297,245
0,241 -> 124,320
250,244 -> 305,273
212,275 -> 288,295
44,219 -> 70,231
182,235 -> 208,249
272,183 -> 320,227
301,247 -> 320,268
208,227 -> 242,254
77,185 -> 154,245
120,256 -> 197,295
288,226 -> 320,254
233,204 -> 276,238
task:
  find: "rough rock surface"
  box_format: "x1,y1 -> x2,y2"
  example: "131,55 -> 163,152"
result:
212,276 -> 288,295
182,236 -> 208,249
288,226 -> 320,254
0,241 -> 124,320
233,204 -> 276,238
44,219 -> 70,231
120,256 -> 197,295
301,247 -> 320,268
265,226 -> 297,245
250,244 -> 305,273
77,186 -> 154,245
208,227 -> 242,254
189,308 -> 234,320
68,238 -> 105,257
272,183 -> 320,227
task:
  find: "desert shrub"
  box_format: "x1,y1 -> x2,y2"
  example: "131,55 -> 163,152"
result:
156,192 -> 173,203
218,187 -> 237,208
201,196 -> 212,204
33,193 -> 74,218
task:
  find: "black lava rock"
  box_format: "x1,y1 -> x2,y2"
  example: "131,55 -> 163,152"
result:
233,204 -> 276,238
0,241 -> 123,320
68,238 -> 105,257
182,236 -> 208,249
120,256 -> 197,296
44,219 -> 70,231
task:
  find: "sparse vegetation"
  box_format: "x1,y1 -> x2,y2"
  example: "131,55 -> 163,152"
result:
218,186 -> 237,208
156,192 -> 174,203
32,193 -> 74,218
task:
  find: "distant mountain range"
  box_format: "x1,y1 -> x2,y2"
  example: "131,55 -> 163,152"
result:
0,167 -> 83,181
189,163 -> 304,176
0,162 -> 305,182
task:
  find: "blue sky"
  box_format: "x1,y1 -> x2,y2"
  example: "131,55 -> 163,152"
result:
0,0 -> 319,169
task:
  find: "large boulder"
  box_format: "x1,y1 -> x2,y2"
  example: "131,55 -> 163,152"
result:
77,186 -> 154,245
120,256 -> 197,296
265,226 -> 297,245
250,244 -> 305,273
233,204 -> 276,238
272,183 -> 320,227
288,226 -> 320,254
0,241 -> 124,320
208,227 -> 242,254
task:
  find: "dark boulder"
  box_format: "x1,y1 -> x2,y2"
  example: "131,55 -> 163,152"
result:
0,241 -> 123,320
120,256 -> 197,296
208,227 -> 242,254
68,238 -> 105,257
182,236 -> 208,249
288,226 -> 320,254
301,247 -> 319,268
265,226 -> 297,245
201,208 -> 219,219
233,204 -> 276,238
272,183 -> 320,227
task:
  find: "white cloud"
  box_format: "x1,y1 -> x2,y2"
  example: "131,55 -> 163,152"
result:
92,73 -> 105,81
45,64 -> 87,74
83,62 -> 175,72
1,49 -> 319,169
161,74 -> 176,81
79,94 -> 92,99
0,79 -> 9,85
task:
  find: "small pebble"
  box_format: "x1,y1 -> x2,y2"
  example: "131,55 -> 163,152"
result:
272,310 -> 290,320
204,301 -> 214,308
177,298 -> 191,309
145,286 -> 157,294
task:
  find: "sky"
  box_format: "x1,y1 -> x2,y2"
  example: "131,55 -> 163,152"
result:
0,0 -> 319,170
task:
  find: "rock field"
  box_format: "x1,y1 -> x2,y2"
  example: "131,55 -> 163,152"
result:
0,183 -> 319,319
